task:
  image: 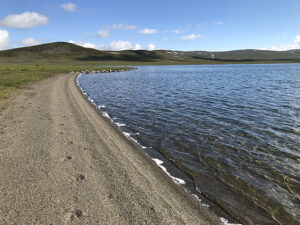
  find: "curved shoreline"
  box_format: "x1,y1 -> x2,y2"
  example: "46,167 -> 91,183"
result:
0,73 -> 221,224
76,72 -> 245,225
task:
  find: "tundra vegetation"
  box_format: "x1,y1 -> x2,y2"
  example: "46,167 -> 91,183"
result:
0,65 -> 131,104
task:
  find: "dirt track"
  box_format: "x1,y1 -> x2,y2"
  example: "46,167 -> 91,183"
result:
0,73 -> 221,225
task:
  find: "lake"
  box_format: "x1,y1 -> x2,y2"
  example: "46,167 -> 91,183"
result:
77,64 -> 300,225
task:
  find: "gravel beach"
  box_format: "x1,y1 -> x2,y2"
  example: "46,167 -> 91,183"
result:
0,73 -> 221,225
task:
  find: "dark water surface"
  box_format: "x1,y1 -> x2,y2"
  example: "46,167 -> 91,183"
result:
77,64 -> 300,225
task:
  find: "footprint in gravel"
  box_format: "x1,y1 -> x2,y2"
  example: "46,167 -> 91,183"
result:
62,155 -> 72,162
65,209 -> 83,223
74,210 -> 83,218
76,174 -> 85,183
40,113 -> 51,120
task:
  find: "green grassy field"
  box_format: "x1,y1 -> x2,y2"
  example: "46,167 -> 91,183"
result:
0,65 -> 131,101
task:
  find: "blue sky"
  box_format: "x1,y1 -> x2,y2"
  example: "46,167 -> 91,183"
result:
0,0 -> 300,51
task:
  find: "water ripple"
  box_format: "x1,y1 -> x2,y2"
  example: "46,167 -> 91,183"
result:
78,64 -> 300,225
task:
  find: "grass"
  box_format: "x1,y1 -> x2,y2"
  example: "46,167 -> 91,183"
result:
0,65 -> 132,100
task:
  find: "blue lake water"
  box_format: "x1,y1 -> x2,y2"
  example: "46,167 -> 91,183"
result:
77,64 -> 300,225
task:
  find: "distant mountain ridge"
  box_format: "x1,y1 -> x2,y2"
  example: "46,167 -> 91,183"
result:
1,42 -> 300,65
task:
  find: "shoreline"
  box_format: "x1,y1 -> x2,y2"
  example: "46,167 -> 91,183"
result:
75,73 -> 237,224
0,72 -> 222,224
76,72 -> 244,225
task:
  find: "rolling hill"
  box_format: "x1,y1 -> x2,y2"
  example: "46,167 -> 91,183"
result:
0,42 -> 300,65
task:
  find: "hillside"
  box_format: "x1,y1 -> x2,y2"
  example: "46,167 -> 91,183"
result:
0,42 -> 300,65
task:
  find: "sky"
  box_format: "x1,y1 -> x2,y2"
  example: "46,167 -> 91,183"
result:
0,0 -> 300,51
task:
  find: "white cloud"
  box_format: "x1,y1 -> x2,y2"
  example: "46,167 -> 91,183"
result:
82,42 -> 96,49
270,45 -> 286,51
97,40 -> 158,51
68,40 -> 97,49
61,2 -> 77,12
163,37 -> 168,41
148,44 -> 155,51
109,40 -> 133,50
214,21 -> 224,25
107,24 -> 137,30
181,33 -> 203,41
0,12 -> 49,29
271,43 -> 299,51
98,30 -> 110,38
0,29 -> 9,50
99,41 -> 156,51
172,29 -> 183,34
139,28 -> 158,34
294,35 -> 300,43
163,29 -> 184,34
133,43 -> 143,50
269,35 -> 300,51
22,37 -> 41,46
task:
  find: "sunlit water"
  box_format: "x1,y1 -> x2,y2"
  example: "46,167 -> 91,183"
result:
77,64 -> 300,225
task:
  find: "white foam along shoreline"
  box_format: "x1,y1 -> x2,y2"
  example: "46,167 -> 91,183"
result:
76,73 -> 242,225
76,74 -> 188,184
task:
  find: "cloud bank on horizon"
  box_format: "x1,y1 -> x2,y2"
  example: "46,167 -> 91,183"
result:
0,30 -> 9,49
0,0 -> 299,51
